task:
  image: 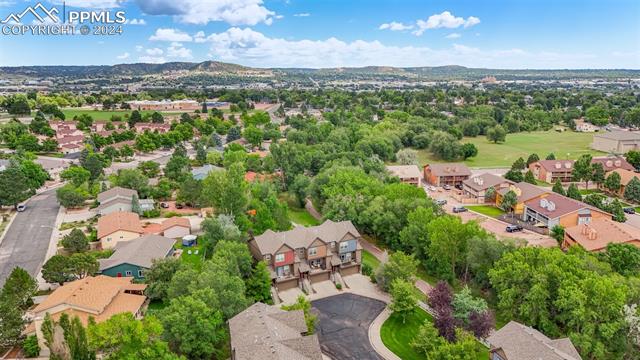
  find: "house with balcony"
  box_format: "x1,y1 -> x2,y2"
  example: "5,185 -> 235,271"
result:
423,163 -> 471,187
386,165 -> 422,187
248,220 -> 362,291
462,173 -> 513,204
495,182 -> 549,215
528,160 -> 574,183
522,192 -> 610,230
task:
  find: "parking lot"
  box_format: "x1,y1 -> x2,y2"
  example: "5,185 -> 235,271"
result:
312,293 -> 386,360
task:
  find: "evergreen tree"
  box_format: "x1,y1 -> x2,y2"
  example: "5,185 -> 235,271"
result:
552,179 -> 566,195
524,170 -> 536,184
566,183 -> 582,201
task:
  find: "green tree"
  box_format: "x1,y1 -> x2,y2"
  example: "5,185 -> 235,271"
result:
245,261 -> 272,304
546,153 -> 556,160
389,279 -> 418,324
604,243 -> 640,276
1,267 -> 37,310
242,125 -> 264,148
375,251 -> 418,292
486,124 -> 507,143
592,162 -> 605,187
202,163 -> 248,219
499,190 -> 518,216
128,110 -> 142,128
164,150 -> 191,183
550,225 -> 565,245
552,179 -> 566,195
0,295 -> 26,349
624,176 -> 640,203
399,207 -> 436,263
137,161 -> 161,178
427,216 -> 482,280
144,258 -> 183,301
61,166 -> 91,187
524,170 -> 536,184
626,150 -> 640,170
0,165 -> 32,208
461,143 -> 478,160
411,320 -> 444,356
604,171 -> 622,193
56,184 -> 87,208
511,157 -> 526,171
281,295 -> 317,334
112,169 -> 149,197
504,169 -> 524,182
572,154 -> 593,189
61,228 -> 89,253
41,255 -> 73,285
22,335 -> 40,358
452,286 -> 488,324
526,153 -> 540,165
566,183 -> 582,201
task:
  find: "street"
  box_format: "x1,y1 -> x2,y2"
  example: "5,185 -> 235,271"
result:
0,189 -> 60,287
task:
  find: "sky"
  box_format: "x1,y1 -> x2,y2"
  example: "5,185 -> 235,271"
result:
0,0 -> 638,69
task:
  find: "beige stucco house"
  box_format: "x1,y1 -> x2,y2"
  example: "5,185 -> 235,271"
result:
97,212 -> 144,249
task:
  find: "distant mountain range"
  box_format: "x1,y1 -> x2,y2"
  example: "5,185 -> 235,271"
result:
1,61 -> 638,80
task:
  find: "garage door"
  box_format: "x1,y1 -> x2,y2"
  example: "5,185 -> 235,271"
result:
310,271 -> 330,283
341,265 -> 360,276
276,278 -> 299,291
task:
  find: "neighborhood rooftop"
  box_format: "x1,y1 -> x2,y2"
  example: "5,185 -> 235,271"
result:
593,130 -> 640,141
97,186 -> 137,203
488,321 -> 582,360
97,211 -> 144,239
99,234 -> 176,271
524,192 -> 602,218
386,165 -> 422,179
425,163 -> 472,176
463,173 -> 512,191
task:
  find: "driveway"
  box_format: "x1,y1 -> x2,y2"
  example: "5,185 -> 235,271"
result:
312,293 -> 386,360
0,189 -> 60,286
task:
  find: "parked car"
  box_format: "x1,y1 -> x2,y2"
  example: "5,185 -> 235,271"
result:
16,204 -> 26,212
160,202 -> 169,209
455,183 -> 463,190
175,203 -> 184,209
623,207 -> 636,214
452,206 -> 467,213
429,186 -> 436,192
506,224 -> 524,233
436,199 -> 447,206
443,184 -> 451,190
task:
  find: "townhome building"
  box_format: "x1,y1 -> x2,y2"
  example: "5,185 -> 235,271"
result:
522,192 -> 610,230
423,163 -> 471,187
386,165 -> 422,187
529,160 -> 574,183
462,173 -> 513,204
248,220 -> 362,291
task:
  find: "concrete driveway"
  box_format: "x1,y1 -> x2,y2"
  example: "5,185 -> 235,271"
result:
312,293 -> 386,360
0,189 -> 60,286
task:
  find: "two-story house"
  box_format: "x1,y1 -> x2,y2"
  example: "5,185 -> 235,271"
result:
248,220 -> 362,291
522,192 -> 610,230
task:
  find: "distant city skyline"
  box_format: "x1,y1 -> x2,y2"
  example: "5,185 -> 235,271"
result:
0,0 -> 638,69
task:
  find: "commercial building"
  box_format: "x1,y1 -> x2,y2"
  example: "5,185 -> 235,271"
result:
591,131 -> 640,153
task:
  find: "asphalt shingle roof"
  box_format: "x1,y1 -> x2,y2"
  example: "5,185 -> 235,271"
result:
99,234 -> 175,270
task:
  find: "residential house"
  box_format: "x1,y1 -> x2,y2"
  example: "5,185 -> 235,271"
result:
59,143 -> 83,154
57,135 -> 85,154
99,234 -> 175,279
487,321 -> 582,360
27,276 -> 147,357
248,220 -> 362,291
528,160 -> 575,183
35,157 -> 72,182
48,120 -> 78,132
495,182 -> 549,215
96,186 -> 138,215
139,198 -> 155,212
574,118 -> 599,132
563,218 -> 640,252
191,164 -> 223,180
160,217 -> 191,238
601,168 -> 639,195
591,156 -> 635,172
522,192 -> 610,230
97,211 -> 144,249
386,165 -> 422,187
423,163 -> 472,187
228,302 -> 322,360
462,173 -> 513,204
133,122 -> 172,134
591,131 -> 640,153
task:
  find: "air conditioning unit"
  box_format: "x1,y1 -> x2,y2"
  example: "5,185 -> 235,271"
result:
547,201 -> 556,211
540,198 -> 548,208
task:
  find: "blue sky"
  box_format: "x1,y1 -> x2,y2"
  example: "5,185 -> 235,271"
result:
0,0 -> 638,69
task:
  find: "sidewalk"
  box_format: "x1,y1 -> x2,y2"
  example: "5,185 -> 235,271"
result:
368,308 -> 401,360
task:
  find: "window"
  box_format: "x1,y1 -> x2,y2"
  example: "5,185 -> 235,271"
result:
125,270 -> 132,276
275,253 -> 285,263
310,259 -> 322,268
339,241 -> 349,252
308,247 -> 317,256
138,270 -> 144,277
340,252 -> 352,263
265,254 -> 271,261
276,265 -> 291,278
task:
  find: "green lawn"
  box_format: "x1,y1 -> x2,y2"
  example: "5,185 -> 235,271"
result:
381,308 -> 489,360
61,109 -> 177,121
362,250 -> 381,271
288,207 -> 321,227
466,205 -> 506,218
174,241 -> 204,269
416,131 -> 604,168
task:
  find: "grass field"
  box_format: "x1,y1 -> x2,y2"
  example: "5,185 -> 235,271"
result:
61,109 -> 175,121
362,250 -> 381,271
381,308 -> 489,360
174,241 -> 203,269
467,205 -> 505,218
288,207 -> 321,227
416,131 -> 604,168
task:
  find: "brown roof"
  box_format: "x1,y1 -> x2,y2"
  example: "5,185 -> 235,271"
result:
228,302 -> 322,360
591,156 -> 634,171
161,217 -> 190,231
565,218 -> 640,252
99,234 -> 176,270
594,130 -> 640,141
524,192 -> 606,219
251,220 -> 360,256
97,211 -> 144,239
463,173 -> 512,191
488,321 -> 582,360
606,168 -> 639,186
425,163 -> 471,177
98,186 -> 138,203
534,160 -> 575,172
386,165 -> 422,179
498,182 -> 549,203
32,276 -> 147,326
57,135 -> 85,145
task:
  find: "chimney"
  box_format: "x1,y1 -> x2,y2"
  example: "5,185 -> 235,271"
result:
581,224 -> 589,235
588,228 -> 598,240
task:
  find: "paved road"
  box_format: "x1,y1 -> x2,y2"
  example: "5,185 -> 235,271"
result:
0,189 -> 59,287
312,293 -> 386,360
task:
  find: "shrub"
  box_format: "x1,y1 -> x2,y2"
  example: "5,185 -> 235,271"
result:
361,262 -> 373,276
163,211 -> 181,218
335,283 -> 342,290
22,335 -> 40,358
142,209 -> 161,218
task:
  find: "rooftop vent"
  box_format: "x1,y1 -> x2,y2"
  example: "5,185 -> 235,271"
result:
555,162 -> 561,169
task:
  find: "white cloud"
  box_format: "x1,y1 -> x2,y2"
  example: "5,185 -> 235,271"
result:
198,27 -> 602,69
294,13 -> 310,17
126,18 -> 147,25
194,31 -> 207,43
138,55 -> 166,63
166,43 -> 193,59
50,0 -> 124,8
413,11 -> 480,35
149,28 -> 193,42
135,45 -> 143,52
145,48 -> 164,56
445,33 -> 461,39
0,1 -> 15,7
116,52 -> 130,59
379,21 -> 413,31
135,0 -> 275,25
